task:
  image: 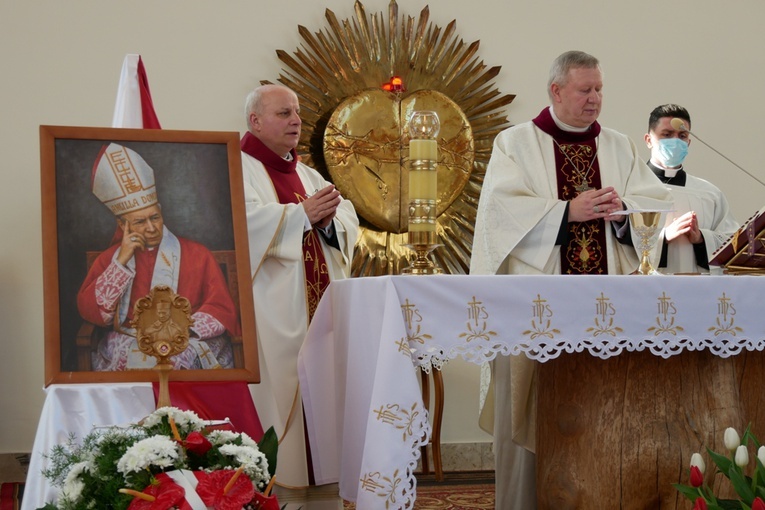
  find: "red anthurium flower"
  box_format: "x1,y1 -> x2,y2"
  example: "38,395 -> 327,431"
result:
689,465 -> 704,488
692,497 -> 708,510
183,431 -> 212,455
753,497 -> 765,510
195,469 -> 255,510
249,492 -> 281,510
126,473 -> 190,510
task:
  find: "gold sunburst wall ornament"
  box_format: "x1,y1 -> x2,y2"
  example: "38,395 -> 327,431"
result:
270,0 -> 515,275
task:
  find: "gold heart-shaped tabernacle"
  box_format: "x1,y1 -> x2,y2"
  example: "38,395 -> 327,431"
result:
324,88 -> 474,233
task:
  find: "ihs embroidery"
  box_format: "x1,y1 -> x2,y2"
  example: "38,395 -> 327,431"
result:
523,294 -> 560,339
586,292 -> 623,336
708,292 -> 742,336
458,296 -> 497,342
359,468 -> 403,507
647,291 -> 684,335
400,298 -> 432,347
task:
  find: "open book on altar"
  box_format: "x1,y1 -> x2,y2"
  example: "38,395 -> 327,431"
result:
710,204 -> 765,273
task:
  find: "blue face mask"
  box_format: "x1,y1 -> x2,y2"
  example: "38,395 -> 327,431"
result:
657,138 -> 689,168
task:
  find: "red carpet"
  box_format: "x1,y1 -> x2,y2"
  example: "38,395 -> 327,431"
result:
0,483 -> 22,510
343,484 -> 495,509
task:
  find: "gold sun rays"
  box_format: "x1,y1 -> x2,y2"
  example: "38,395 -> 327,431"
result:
268,0 -> 514,275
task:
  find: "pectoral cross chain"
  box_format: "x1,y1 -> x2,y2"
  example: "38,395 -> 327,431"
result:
554,139 -> 598,195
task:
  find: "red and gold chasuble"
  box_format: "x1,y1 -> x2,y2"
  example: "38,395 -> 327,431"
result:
241,133 -> 330,320
533,108 -> 607,274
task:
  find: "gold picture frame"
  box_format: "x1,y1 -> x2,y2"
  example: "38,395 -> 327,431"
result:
40,125 -> 259,385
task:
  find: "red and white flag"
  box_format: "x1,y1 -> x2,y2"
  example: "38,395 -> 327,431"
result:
111,54 -> 162,129
112,55 -> 265,441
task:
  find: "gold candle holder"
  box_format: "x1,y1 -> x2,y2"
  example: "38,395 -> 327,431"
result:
403,110 -> 442,275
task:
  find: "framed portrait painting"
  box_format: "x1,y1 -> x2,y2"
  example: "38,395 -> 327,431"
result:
40,125 -> 259,385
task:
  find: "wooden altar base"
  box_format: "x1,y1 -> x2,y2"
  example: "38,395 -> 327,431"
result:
536,349 -> 765,510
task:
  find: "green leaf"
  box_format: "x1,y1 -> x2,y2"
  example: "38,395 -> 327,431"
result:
673,483 -> 701,501
708,447 -> 734,474
743,424 -> 761,449
728,464 -> 755,503
258,426 -> 279,479
716,499 -> 746,510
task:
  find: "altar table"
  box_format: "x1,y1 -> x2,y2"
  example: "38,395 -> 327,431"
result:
297,274 -> 765,509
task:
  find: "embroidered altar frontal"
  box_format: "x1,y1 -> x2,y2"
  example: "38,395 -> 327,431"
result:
298,274 -> 765,509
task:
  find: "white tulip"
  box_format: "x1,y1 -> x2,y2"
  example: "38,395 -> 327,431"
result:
758,446 -> 765,466
690,452 -> 705,474
735,445 -> 749,467
724,427 -> 741,451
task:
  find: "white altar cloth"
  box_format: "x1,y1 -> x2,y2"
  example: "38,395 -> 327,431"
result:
297,274 -> 765,509
21,383 -> 155,510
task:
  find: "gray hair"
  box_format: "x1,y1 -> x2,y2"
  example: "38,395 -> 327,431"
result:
547,51 -> 601,101
243,84 -> 297,131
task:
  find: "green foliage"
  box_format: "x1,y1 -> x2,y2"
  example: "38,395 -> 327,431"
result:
258,426 -> 278,479
38,407 -> 275,510
40,428 -> 143,510
675,425 -> 765,510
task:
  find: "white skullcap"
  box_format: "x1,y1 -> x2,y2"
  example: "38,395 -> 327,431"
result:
91,143 -> 158,216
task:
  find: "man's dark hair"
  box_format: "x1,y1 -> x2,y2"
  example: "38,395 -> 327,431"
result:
648,104 -> 691,132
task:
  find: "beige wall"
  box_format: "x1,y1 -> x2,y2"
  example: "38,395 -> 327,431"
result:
2,0 -> 764,453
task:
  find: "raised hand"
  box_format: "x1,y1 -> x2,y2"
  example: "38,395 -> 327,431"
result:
116,220 -> 145,266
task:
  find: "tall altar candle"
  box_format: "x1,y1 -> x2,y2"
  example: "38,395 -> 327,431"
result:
403,110 -> 443,274
409,139 -> 438,161
409,169 -> 438,202
407,111 -> 440,235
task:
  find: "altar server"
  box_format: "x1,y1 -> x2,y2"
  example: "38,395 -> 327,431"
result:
644,104 -> 739,274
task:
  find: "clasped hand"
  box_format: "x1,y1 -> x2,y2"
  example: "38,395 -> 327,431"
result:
665,211 -> 702,244
569,187 -> 624,223
303,185 -> 341,229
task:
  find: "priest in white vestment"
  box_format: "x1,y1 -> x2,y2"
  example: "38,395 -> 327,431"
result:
240,84 -> 359,489
644,104 -> 739,274
470,51 -> 671,509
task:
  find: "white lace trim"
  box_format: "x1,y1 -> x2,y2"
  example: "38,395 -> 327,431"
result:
412,335 -> 763,368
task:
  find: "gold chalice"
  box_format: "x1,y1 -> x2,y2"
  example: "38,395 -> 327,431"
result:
629,210 -> 663,275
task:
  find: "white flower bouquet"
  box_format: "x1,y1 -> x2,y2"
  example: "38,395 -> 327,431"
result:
37,407 -> 281,510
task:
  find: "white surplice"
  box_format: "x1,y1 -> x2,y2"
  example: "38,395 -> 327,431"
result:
659,174 -> 739,274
